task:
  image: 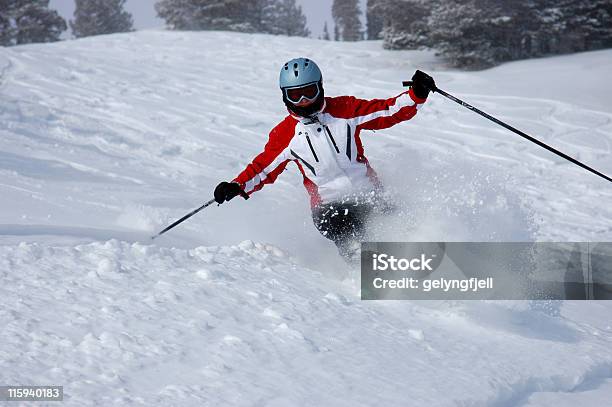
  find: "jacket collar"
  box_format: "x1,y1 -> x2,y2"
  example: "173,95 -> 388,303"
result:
288,99 -> 327,123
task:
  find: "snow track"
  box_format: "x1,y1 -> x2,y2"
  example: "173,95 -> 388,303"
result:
1,30 -> 611,405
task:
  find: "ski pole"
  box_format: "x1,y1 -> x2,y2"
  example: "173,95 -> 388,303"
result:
151,189 -> 249,240
151,198 -> 216,240
403,80 -> 612,184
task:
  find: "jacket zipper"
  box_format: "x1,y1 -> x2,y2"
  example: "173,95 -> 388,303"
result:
346,123 -> 352,161
290,150 -> 316,176
323,125 -> 340,153
305,135 -> 319,162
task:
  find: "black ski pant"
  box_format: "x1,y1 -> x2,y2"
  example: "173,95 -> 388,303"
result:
312,202 -> 373,263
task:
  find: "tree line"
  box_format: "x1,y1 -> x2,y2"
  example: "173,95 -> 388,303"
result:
0,0 -> 132,46
155,0 -> 309,37
368,0 -> 612,68
1,0 -> 610,69
0,0 -> 309,46
326,0 -> 612,68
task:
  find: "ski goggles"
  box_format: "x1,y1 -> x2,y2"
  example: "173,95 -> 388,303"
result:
283,82 -> 321,104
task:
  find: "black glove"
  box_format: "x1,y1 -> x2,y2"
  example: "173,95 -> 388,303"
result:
214,181 -> 245,204
411,70 -> 436,99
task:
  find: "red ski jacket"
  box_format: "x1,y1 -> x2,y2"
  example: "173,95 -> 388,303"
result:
233,88 -> 427,208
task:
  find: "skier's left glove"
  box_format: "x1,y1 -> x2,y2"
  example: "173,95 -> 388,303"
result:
411,70 -> 436,99
214,181 -> 248,204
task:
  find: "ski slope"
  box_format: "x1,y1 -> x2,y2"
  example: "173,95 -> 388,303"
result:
1,30 -> 612,406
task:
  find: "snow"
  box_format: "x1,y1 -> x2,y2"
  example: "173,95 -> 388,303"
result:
1,30 -> 611,405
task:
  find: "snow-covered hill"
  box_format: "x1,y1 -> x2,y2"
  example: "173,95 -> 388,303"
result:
1,30 -> 611,406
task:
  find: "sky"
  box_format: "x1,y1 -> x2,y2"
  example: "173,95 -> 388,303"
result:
48,0 -> 368,38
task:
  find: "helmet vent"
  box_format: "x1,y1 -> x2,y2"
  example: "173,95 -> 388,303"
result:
280,58 -> 321,90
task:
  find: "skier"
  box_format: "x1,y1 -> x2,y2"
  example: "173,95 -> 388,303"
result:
214,58 -> 435,263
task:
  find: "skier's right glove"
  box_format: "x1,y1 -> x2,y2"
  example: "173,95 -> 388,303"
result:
214,181 -> 248,204
411,70 -> 436,99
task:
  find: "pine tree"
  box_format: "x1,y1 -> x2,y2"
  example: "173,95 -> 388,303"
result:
428,0 -> 516,68
0,6 -> 12,46
430,0 -> 541,68
261,0 -> 309,37
322,21 -> 331,40
155,0 -> 264,32
154,0 -> 198,30
0,0 -> 66,46
428,1 -> 488,68
366,0 -> 383,40
70,0 -> 133,38
379,0 -> 437,49
553,0 -> 612,52
332,0 -> 362,41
